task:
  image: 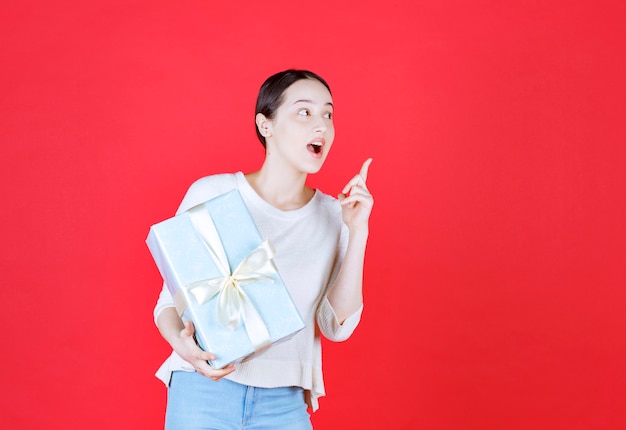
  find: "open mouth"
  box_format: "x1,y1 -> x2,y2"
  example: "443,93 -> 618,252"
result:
307,139 -> 324,156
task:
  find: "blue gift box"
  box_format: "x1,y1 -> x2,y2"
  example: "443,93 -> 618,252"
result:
146,189 -> 305,369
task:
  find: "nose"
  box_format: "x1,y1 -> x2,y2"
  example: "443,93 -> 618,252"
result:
313,114 -> 327,134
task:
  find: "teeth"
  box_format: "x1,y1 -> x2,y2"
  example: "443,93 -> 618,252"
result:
308,142 -> 322,154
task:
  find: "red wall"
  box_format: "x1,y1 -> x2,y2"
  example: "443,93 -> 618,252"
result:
2,1 -> 625,428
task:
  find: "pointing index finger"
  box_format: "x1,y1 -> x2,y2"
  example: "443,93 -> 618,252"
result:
359,158 -> 373,182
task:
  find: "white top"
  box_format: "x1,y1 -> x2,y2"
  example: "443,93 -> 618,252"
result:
153,172 -> 362,411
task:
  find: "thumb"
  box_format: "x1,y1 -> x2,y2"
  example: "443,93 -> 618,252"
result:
182,320 -> 195,337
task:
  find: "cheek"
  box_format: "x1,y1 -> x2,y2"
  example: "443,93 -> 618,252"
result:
278,120 -> 305,136
324,133 -> 336,155
327,126 -> 336,142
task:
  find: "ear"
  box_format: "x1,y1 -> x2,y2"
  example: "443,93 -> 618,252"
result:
255,113 -> 273,138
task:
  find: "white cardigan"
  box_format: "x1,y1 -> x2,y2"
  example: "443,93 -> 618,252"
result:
153,172 -> 362,411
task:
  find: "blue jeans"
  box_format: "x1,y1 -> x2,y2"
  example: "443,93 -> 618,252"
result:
165,371 -> 312,430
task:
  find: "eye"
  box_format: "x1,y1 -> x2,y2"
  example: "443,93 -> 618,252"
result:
298,109 -> 310,116
324,112 -> 333,119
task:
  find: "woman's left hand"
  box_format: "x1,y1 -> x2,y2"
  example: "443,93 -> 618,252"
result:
339,158 -> 374,233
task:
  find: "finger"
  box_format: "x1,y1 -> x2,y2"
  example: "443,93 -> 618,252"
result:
341,176 -> 356,195
196,349 -> 216,361
341,159 -> 372,195
340,185 -> 371,201
205,364 -> 236,381
198,365 -> 221,380
342,173 -> 366,195
348,182 -> 371,195
195,355 -> 230,370
340,184 -> 372,201
181,321 -> 195,337
339,192 -> 373,208
213,364 -> 236,376
359,158 -> 373,182
343,160 -> 372,193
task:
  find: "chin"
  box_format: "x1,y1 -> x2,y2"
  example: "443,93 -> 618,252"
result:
306,159 -> 326,175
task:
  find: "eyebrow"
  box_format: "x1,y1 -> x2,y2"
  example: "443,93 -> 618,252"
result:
293,99 -> 334,108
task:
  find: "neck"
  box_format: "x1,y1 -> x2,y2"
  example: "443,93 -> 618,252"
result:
245,158 -> 315,211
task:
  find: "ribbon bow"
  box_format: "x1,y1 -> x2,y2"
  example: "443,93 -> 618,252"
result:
176,203 -> 275,352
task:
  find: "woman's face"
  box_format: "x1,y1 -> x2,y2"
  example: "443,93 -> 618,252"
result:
262,78 -> 335,174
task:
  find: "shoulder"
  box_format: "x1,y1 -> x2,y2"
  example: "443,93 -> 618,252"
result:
176,172 -> 240,214
314,189 -> 341,211
309,189 -> 349,253
188,172 -> 239,192
312,189 -> 344,225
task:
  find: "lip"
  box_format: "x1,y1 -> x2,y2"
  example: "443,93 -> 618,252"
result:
308,137 -> 326,146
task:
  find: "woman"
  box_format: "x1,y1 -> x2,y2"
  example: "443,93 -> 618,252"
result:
154,69 -> 373,429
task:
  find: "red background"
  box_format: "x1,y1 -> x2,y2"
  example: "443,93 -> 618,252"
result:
2,1 -> 625,428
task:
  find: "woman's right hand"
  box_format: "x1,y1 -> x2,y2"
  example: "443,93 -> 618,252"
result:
171,320 -> 236,381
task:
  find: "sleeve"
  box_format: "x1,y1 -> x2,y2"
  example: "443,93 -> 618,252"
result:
316,296 -> 363,342
175,176 -> 224,215
315,221 -> 363,342
153,282 -> 175,325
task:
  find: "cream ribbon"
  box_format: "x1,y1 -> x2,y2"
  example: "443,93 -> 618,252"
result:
175,203 -> 275,352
